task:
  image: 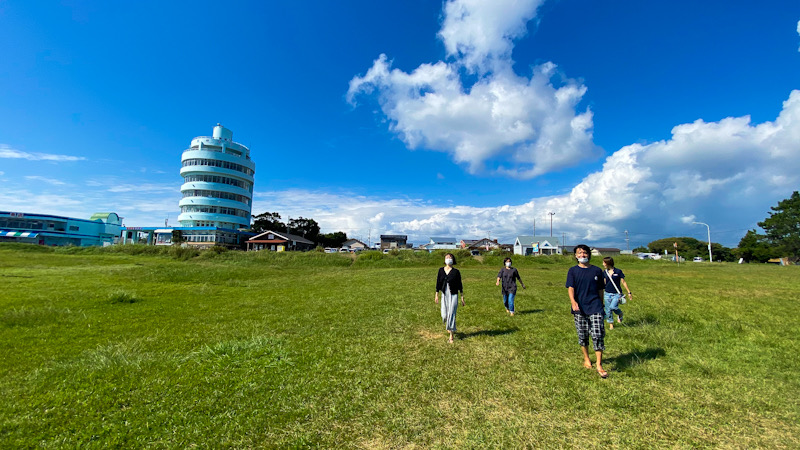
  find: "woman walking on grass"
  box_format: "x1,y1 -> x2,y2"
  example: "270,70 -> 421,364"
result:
435,253 -> 464,343
496,257 -> 525,316
602,257 -> 632,330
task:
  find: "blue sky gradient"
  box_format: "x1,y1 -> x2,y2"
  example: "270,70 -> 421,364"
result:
2,0 -> 799,247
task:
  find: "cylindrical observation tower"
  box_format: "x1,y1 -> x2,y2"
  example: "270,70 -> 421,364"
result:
178,124 -> 255,229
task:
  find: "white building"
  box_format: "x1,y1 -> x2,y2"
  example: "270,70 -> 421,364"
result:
428,237 -> 458,250
178,124 -> 255,229
514,236 -> 562,256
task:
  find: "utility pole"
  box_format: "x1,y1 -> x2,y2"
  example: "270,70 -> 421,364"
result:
625,230 -> 629,251
548,212 -> 556,237
533,218 -> 536,236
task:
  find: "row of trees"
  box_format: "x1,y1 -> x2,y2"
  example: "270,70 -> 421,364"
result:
250,212 -> 350,248
633,191 -> 800,263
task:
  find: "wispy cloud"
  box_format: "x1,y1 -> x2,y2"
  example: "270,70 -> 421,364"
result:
24,175 -> 67,186
0,144 -> 86,161
348,0 -> 597,179
797,19 -> 800,51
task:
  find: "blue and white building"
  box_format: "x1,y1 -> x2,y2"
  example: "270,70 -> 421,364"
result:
121,124 -> 257,248
178,124 -> 255,230
0,211 -> 122,246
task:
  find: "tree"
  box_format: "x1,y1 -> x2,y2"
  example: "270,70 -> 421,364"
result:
171,230 -> 184,245
632,246 -> 648,253
318,231 -> 348,248
251,212 -> 285,233
758,191 -> 800,260
734,230 -> 778,263
288,217 -> 320,242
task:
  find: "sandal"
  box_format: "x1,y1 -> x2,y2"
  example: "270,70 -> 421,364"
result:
597,369 -> 609,378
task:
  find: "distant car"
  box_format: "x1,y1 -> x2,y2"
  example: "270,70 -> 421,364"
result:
338,248 -> 349,253
693,257 -> 704,262
470,250 -> 481,256
324,247 -> 335,253
382,248 -> 390,254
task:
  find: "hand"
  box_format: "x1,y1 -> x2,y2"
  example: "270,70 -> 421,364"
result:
461,295 -> 465,306
571,301 -> 579,312
522,285 -> 526,290
496,281 -> 499,286
434,293 -> 439,304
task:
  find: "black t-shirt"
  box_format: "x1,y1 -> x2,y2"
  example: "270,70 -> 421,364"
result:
497,267 -> 523,294
603,268 -> 625,293
565,265 -> 604,315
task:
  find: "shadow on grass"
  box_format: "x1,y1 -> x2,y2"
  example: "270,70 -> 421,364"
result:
607,347 -> 666,371
459,328 -> 518,340
515,309 -> 544,315
623,314 -> 660,327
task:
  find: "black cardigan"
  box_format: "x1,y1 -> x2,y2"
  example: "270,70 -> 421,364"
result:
436,267 -> 463,294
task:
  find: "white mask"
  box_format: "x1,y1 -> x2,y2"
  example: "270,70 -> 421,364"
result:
445,258 -> 453,266
577,257 -> 589,264
505,262 -> 512,267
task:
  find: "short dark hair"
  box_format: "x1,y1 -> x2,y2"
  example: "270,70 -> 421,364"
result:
602,257 -> 615,267
503,257 -> 512,264
445,253 -> 457,265
574,244 -> 591,261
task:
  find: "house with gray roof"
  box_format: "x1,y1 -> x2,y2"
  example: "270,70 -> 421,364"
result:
514,235 -> 562,256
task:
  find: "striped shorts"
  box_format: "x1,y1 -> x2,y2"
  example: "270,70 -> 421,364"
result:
573,312 -> 605,351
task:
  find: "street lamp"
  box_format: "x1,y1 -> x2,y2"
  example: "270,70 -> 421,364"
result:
692,221 -> 713,262
548,212 -> 556,237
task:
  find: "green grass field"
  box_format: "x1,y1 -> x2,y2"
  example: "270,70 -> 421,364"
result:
1,244 -> 798,448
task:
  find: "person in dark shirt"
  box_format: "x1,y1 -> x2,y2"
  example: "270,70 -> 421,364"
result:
565,244 -> 608,378
435,253 -> 464,343
496,257 -> 525,316
602,257 -> 632,330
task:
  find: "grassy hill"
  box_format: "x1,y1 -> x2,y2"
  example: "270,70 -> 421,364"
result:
1,244 -> 798,447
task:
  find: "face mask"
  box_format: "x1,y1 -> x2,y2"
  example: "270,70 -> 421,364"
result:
445,259 -> 453,266
577,257 -> 589,264
505,262 -> 511,267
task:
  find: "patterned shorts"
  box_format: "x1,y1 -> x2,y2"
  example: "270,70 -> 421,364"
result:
573,312 -> 605,351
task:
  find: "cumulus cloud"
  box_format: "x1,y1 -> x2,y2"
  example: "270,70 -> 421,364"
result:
0,144 -> 86,161
257,90 -> 800,247
797,20 -> 800,51
347,0 -> 598,179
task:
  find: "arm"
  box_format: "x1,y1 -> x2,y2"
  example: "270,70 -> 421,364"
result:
568,287 -> 579,312
621,278 -> 632,300
496,276 -> 501,286
458,270 -> 465,306
515,269 -> 525,289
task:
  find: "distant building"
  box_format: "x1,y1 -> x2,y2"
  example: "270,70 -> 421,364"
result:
380,235 -> 408,250
467,238 -> 500,251
122,124 -> 256,248
341,239 -> 369,250
0,211 -> 122,246
591,247 -> 621,257
247,230 -> 315,252
179,124 -> 255,230
459,239 -> 479,249
428,237 -> 458,250
514,236 -> 561,256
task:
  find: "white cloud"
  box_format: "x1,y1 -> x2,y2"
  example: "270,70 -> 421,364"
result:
0,144 -> 85,161
348,0 -> 598,179
797,19 -> 800,51
24,176 -> 67,186
439,0 -> 544,74
257,90 -> 800,247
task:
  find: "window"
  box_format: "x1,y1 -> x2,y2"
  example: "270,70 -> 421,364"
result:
69,226 -> 79,231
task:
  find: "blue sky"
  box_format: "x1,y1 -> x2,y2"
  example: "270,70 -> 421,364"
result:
2,0 -> 799,248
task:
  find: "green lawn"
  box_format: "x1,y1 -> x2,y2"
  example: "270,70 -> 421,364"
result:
1,245 -> 798,448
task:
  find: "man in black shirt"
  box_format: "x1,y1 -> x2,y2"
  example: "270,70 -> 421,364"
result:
565,244 -> 608,378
